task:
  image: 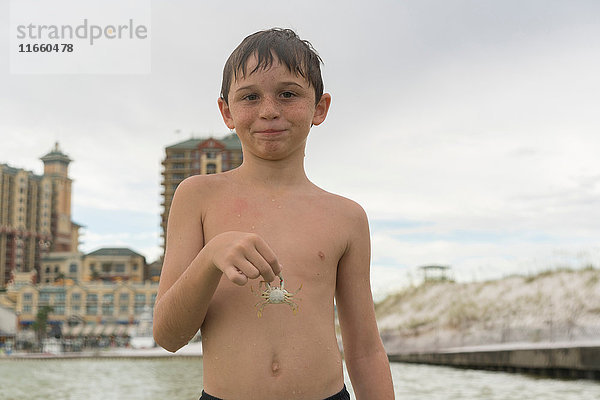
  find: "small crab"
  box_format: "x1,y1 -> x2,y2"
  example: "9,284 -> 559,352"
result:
251,274 -> 302,318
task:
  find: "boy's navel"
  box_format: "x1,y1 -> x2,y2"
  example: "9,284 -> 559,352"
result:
271,361 -> 281,376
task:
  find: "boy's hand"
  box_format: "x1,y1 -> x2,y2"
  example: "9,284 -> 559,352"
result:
205,231 -> 281,286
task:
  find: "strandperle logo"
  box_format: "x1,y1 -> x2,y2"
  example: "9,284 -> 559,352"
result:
16,19 -> 148,45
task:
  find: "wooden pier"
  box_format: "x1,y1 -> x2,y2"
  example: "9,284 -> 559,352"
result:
389,343 -> 600,380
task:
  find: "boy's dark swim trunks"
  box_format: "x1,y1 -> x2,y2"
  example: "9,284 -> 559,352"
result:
199,384 -> 351,400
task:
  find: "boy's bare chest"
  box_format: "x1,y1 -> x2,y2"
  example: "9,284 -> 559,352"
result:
202,193 -> 348,276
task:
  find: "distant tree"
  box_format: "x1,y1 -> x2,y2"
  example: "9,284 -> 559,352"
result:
55,272 -> 65,283
90,266 -> 100,281
33,305 -> 54,342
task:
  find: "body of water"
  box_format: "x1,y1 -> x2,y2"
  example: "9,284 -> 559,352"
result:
0,358 -> 598,399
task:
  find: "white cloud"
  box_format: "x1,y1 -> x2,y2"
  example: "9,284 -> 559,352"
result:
2,1 -> 599,284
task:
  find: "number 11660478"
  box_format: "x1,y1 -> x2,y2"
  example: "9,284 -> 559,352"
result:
18,43 -> 73,53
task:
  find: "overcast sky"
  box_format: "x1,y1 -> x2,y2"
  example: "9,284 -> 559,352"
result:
2,0 -> 599,299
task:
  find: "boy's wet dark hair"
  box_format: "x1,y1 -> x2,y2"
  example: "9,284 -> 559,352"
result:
220,28 -> 324,105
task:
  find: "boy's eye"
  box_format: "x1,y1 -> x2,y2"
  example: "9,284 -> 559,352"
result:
280,91 -> 296,99
243,94 -> 259,101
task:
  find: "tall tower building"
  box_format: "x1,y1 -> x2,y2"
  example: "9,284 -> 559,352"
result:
0,143 -> 78,288
40,143 -> 74,252
160,133 -> 242,253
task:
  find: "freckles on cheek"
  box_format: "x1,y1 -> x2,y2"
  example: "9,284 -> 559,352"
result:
288,109 -> 312,126
238,110 -> 255,126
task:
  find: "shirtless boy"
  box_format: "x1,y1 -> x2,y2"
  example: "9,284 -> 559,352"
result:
153,28 -> 394,400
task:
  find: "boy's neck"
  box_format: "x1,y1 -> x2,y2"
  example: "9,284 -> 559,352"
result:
232,152 -> 311,190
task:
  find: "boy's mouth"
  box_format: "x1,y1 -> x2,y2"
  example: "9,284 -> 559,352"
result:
254,129 -> 287,136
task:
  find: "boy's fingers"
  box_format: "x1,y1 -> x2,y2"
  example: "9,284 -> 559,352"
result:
273,261 -> 282,277
223,267 -> 249,286
233,259 -> 260,280
245,251 -> 276,282
252,237 -> 280,276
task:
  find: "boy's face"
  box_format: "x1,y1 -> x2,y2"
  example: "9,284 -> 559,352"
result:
218,54 -> 330,161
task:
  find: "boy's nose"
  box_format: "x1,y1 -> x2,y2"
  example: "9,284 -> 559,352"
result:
259,97 -> 280,120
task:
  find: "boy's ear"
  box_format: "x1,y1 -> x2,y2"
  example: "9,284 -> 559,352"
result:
312,93 -> 331,126
217,97 -> 235,130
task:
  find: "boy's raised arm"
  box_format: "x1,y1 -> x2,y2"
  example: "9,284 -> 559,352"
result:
153,177 -> 220,352
335,201 -> 395,399
153,177 -> 281,352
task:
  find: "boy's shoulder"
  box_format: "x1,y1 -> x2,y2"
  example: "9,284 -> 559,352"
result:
312,185 -> 368,221
170,173 -> 232,214
175,171 -> 231,195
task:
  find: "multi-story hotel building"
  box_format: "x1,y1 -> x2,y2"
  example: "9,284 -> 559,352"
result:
39,247 -> 147,285
0,143 -> 80,289
1,246 -> 153,333
160,133 -> 242,251
0,144 -> 158,337
6,277 -> 157,331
